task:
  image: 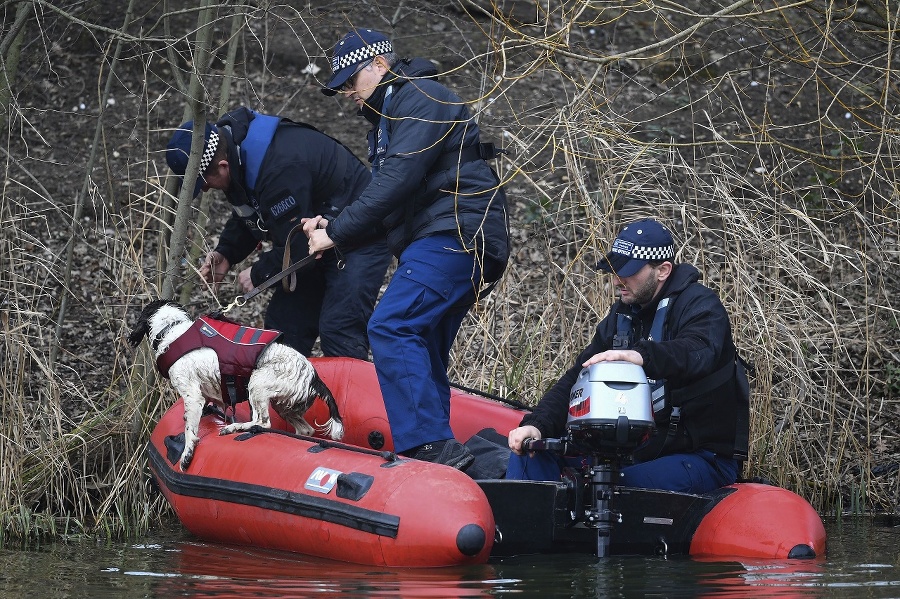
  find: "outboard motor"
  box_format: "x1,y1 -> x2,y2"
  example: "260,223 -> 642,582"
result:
565,361 -> 656,557
566,360 -> 655,457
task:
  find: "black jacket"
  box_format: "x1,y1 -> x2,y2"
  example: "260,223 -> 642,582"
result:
213,107 -> 373,285
326,58 -> 510,280
521,263 -> 748,459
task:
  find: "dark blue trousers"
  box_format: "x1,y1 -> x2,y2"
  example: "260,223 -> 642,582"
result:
265,239 -> 391,359
368,235 -> 483,454
506,449 -> 739,494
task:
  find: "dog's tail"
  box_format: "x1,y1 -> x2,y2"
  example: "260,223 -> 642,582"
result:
311,374 -> 344,440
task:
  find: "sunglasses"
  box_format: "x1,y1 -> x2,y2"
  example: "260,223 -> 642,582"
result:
341,59 -> 374,91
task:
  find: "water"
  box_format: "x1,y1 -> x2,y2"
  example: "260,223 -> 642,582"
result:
1,519 -> 897,598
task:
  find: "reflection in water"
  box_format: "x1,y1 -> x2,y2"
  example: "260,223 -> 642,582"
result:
0,519 -> 898,597
164,541 -> 499,597
692,558 -> 826,597
489,553 -> 828,598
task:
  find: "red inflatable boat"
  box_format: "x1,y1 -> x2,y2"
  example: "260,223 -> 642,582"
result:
147,357 -> 826,566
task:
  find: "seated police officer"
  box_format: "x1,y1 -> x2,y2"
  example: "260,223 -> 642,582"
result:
506,219 -> 749,493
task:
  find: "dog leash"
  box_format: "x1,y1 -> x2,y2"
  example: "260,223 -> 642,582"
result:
218,252 -> 318,315
216,222 -> 345,316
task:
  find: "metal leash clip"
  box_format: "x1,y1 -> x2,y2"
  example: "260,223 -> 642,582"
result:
220,295 -> 246,314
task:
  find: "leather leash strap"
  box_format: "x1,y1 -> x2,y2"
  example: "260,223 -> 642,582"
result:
221,223 -> 316,313
281,222 -> 306,292
245,253 -> 316,303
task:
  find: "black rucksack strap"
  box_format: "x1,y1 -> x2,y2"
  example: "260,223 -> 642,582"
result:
731,356 -> 751,460
427,142 -> 507,177
670,358 -> 736,405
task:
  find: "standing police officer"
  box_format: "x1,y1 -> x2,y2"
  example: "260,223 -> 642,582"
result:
307,29 -> 510,470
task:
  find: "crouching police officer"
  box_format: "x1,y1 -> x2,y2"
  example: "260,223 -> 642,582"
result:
166,106 -> 391,358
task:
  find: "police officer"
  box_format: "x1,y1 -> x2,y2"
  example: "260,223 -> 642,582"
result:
166,106 -> 391,358
307,29 -> 510,470
507,219 -> 749,493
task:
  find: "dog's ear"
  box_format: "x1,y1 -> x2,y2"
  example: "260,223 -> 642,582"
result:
127,299 -> 171,348
127,319 -> 150,348
145,298 -> 175,313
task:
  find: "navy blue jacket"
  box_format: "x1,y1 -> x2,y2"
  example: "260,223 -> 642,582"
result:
213,107 -> 372,285
325,58 -> 510,279
521,263 -> 747,459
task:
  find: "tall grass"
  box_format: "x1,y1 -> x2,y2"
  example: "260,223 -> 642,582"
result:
0,0 -> 897,541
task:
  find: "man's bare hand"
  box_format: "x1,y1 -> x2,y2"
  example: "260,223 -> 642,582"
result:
583,349 -> 644,367
308,228 -> 335,256
507,425 -> 542,456
199,250 -> 231,292
301,215 -> 329,237
237,267 -> 254,292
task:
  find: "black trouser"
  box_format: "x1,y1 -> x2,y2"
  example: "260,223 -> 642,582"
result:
264,239 -> 392,359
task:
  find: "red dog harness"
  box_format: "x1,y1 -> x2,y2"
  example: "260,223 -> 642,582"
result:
156,315 -> 282,406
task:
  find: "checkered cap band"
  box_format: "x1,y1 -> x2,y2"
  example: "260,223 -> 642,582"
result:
331,39 -> 392,73
615,242 -> 675,261
198,130 -> 219,175
597,219 -> 676,276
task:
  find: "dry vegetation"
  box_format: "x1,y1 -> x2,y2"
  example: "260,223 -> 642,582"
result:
0,0 -> 898,541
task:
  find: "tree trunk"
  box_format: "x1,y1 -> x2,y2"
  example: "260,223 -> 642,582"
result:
0,1 -> 34,132
160,0 -> 217,300
179,4 -> 246,307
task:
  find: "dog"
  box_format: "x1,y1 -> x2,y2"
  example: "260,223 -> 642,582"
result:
128,299 -> 343,471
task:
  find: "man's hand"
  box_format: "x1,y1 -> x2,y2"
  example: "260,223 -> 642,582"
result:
199,250 -> 231,292
508,425 -> 542,455
237,267 -> 254,292
308,227 -> 335,256
583,349 -> 644,367
301,215 -> 329,237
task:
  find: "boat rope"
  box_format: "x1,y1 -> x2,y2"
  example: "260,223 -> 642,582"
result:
237,425 -> 401,463
203,403 -> 233,423
450,382 -> 532,411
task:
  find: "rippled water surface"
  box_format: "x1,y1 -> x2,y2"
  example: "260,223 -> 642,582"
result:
1,519 -> 898,598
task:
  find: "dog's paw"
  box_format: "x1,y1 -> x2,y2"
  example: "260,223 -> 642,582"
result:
293,420 -> 315,437
326,419 -> 344,441
179,451 -> 194,471
219,423 -> 250,436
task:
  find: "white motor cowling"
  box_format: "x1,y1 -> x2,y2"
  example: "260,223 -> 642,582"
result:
566,361 -> 656,457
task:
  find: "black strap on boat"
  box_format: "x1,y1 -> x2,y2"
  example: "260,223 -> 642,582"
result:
221,374 -> 242,422
450,382 -> 531,411
202,403 -> 229,422
235,425 -> 401,464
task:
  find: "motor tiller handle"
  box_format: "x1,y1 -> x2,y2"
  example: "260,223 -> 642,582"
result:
523,437 -> 565,453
